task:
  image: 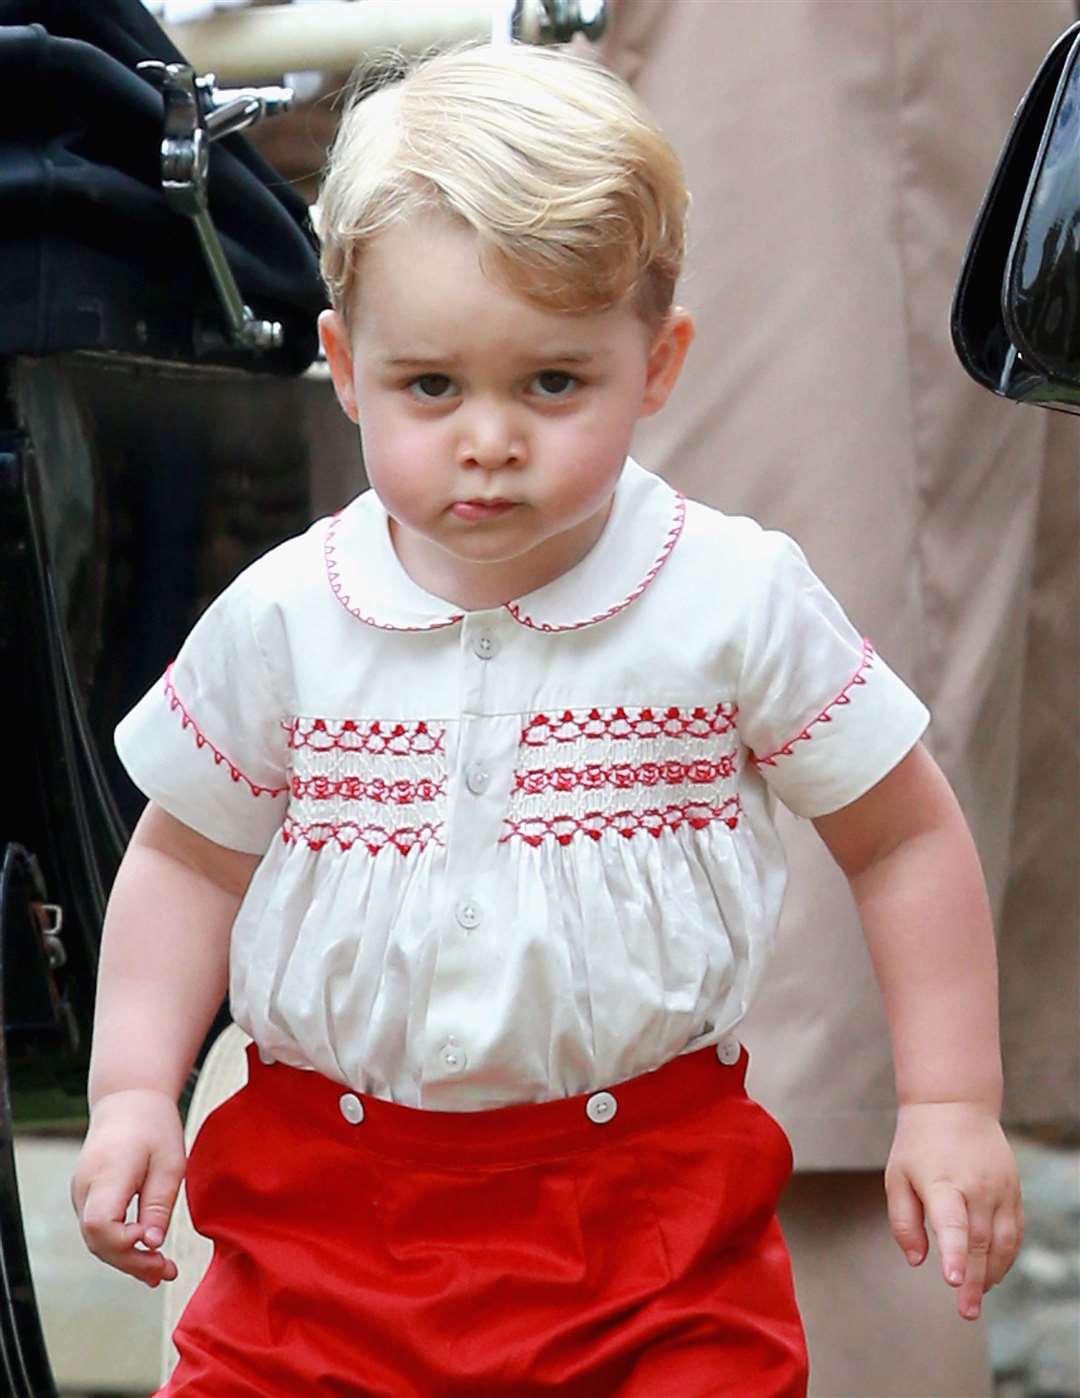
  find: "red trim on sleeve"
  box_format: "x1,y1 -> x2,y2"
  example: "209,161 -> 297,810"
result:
163,666 -> 288,799
750,639 -> 876,768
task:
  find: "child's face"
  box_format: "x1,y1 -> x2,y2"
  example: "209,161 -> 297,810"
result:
319,212 -> 692,608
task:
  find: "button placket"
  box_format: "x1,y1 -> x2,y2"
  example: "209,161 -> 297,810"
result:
424,640 -> 511,1104
464,761 -> 491,796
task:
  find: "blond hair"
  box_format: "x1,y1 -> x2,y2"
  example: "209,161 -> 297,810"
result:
318,43 -> 688,325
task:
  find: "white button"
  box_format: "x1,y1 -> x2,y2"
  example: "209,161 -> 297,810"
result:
716,1038 -> 741,1066
473,632 -> 498,660
585,1091 -> 618,1124
441,1043 -> 468,1073
465,762 -> 491,796
455,898 -> 482,930
338,1093 -> 365,1125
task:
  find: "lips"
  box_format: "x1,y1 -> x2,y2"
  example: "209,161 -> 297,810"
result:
450,499 -> 517,521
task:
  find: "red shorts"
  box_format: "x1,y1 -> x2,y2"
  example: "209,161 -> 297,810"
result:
159,1043 -> 807,1396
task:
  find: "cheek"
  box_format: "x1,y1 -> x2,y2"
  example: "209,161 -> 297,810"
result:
542,411 -> 635,504
542,446 -> 625,525
363,454 -> 434,522
357,405 -> 440,497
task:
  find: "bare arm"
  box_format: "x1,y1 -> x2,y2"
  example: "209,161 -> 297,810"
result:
813,742 -> 1021,1320
72,803 -> 259,1285
813,742 -> 1001,1112
89,801 -> 258,1103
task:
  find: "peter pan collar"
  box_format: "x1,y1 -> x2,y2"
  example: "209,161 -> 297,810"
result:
323,456 -> 686,634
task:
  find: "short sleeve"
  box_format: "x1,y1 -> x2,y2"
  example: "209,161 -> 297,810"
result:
735,530 -> 930,818
114,567 -> 289,854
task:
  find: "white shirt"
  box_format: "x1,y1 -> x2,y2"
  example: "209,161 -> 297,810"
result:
116,459 -> 929,1109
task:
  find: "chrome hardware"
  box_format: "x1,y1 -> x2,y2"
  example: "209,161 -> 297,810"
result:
160,2 -> 609,82
32,902 -> 66,970
137,61 -> 292,353
519,0 -> 607,43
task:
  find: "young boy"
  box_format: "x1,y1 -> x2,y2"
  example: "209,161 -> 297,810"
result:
74,44 -> 1020,1396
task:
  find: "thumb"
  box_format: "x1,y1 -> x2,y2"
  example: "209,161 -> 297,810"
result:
886,1167 -> 929,1267
136,1145 -> 186,1248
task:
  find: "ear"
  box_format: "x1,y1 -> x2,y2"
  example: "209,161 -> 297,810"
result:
640,308 -> 695,417
318,308 -> 360,423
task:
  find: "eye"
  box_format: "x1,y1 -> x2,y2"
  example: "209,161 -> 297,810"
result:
409,373 -> 456,401
531,370 -> 577,399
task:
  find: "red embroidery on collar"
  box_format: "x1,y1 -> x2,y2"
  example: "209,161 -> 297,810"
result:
521,703 -> 738,746
513,755 -> 737,797
281,816 -> 443,855
285,718 -> 445,756
751,640 -> 876,767
500,796 -> 742,848
163,666 -> 287,799
324,478 -> 686,635
505,492 -> 687,633
324,512 -> 464,633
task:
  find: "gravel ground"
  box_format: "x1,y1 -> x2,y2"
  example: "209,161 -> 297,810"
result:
985,1134 -> 1080,1398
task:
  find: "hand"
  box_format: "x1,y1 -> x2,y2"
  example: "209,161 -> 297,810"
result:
885,1101 -> 1023,1321
71,1089 -> 186,1287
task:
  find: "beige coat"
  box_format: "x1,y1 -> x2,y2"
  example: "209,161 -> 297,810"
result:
601,0 -> 1079,1167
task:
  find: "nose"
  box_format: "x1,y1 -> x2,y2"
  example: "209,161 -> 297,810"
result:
456,399 -> 526,470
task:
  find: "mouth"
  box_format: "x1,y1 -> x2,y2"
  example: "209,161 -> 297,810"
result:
450,499 -> 518,521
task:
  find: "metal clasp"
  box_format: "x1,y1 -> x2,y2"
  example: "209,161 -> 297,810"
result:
524,0 -> 607,43
31,901 -> 66,971
137,61 -> 292,354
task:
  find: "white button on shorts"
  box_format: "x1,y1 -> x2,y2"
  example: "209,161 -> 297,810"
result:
585,1090 -> 618,1124
716,1038 -> 741,1066
338,1093 -> 365,1125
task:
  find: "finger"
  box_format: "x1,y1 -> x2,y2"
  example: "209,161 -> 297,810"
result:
956,1201 -> 993,1320
108,1238 -> 178,1287
79,1174 -> 158,1266
886,1169 -> 928,1266
80,1204 -> 178,1286
113,1237 -> 178,1287
136,1152 -> 185,1250
986,1197 -> 1024,1289
78,1175 -> 140,1259
923,1182 -> 969,1288
81,1213 -> 147,1268
131,1244 -> 180,1288
70,1151 -> 109,1219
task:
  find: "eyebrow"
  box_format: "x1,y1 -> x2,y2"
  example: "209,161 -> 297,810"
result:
379,349 -> 603,369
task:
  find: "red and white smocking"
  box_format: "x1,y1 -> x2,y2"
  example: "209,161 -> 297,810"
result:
282,718 -> 447,854
503,703 -> 743,847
